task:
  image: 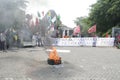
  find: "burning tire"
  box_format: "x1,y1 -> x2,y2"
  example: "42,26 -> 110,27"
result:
47,59 -> 54,65
47,58 -> 62,65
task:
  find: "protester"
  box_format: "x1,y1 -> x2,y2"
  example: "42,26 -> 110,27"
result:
32,34 -> 37,46
116,32 -> 120,43
0,36 -> 1,50
37,33 -> 43,47
64,35 -> 69,38
0,32 -> 7,52
13,34 -> 18,47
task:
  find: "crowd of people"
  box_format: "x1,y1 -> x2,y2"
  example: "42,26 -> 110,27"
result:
0,29 -> 120,52
0,31 -> 44,52
0,30 -> 21,52
32,33 -> 43,47
115,32 -> 120,48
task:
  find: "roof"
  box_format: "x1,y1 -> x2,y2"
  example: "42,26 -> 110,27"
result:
60,25 -> 73,30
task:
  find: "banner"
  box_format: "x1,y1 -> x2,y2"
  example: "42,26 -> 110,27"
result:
52,37 -> 115,47
52,16 -> 56,23
96,38 -> 115,46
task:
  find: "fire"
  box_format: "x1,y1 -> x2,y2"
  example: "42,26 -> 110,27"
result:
48,47 -> 61,65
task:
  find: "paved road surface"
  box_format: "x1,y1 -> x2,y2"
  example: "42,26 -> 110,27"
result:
0,47 -> 120,80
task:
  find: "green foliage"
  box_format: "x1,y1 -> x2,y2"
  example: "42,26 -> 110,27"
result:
88,0 -> 120,35
55,15 -> 62,29
74,17 -> 91,35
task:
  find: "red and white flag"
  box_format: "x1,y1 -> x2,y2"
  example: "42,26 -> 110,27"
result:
35,17 -> 39,26
73,25 -> 80,34
88,24 -> 96,33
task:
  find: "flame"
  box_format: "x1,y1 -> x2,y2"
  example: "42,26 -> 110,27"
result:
49,47 -> 61,63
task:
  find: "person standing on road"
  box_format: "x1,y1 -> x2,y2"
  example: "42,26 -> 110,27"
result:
0,32 -> 7,52
13,34 -> 18,47
37,33 -> 42,47
0,34 -> 1,50
92,33 -> 97,47
32,34 -> 37,46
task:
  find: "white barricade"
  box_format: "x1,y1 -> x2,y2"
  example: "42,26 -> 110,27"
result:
52,37 -> 115,47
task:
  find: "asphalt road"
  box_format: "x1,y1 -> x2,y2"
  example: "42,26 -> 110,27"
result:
0,47 -> 120,80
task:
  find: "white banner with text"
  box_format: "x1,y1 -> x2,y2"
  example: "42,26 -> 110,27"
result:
52,37 -> 115,47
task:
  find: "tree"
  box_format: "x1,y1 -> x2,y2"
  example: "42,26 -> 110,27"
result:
89,0 -> 120,36
0,0 -> 28,31
74,17 -> 91,36
54,15 -> 62,29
